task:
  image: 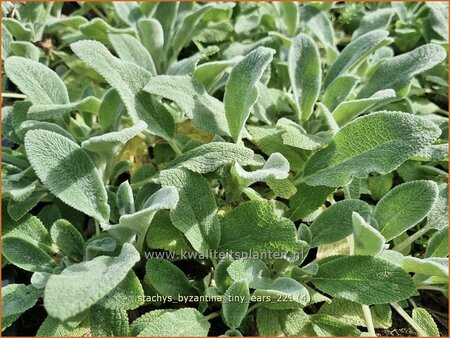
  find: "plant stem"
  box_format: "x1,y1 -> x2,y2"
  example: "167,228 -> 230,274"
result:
362,304 -> 376,336
392,225 -> 430,252
168,139 -> 182,156
204,311 -> 221,321
390,302 -> 426,336
2,92 -> 27,99
246,303 -> 260,315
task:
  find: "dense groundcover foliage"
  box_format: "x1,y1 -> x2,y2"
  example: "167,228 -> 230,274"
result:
1,1 -> 449,336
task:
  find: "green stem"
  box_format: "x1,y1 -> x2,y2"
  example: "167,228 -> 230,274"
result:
246,303 -> 261,315
2,92 -> 27,99
391,302 -> 426,336
362,304 -> 376,336
392,225 -> 430,253
204,311 -> 221,321
168,139 -> 182,156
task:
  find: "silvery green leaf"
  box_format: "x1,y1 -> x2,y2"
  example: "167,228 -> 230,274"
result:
146,259 -> 196,297
91,306 -> 130,336
194,59 -> 236,91
227,259 -> 272,289
357,44 -> 447,98
3,237 -> 57,272
3,18 -> 32,41
4,56 -> 69,105
332,89 -> 396,126
25,129 -> 110,222
131,308 -> 210,336
425,228 -> 448,258
312,255 -> 417,304
10,41 -> 40,61
112,1 -> 142,26
426,183 -> 448,230
7,190 -> 47,221
50,219 -> 85,260
412,144 -> 448,161
79,18 -> 136,45
220,200 -> 308,255
352,212 -> 385,256
98,89 -> 125,132
44,243 -> 140,321
412,307 -> 440,337
283,310 -> 361,336
26,96 -> 100,121
310,199 -> 372,247
352,8 -> 395,40
82,120 -> 147,154
37,315 -> 90,336
31,271 -> 51,289
403,257 -> 448,278
374,180 -> 439,241
222,281 -> 250,329
303,112 -> 441,187
2,24 -> 13,59
160,169 -> 220,253
167,46 -> 219,76
288,33 -> 321,121
319,298 -> 392,329
234,152 -> 289,184
116,180 -> 135,216
18,120 -> 77,142
427,2 -> 448,41
253,277 -> 310,310
71,40 -> 175,140
169,142 -> 258,174
170,4 -> 216,61
300,5 -> 336,55
137,18 -> 164,72
224,47 -> 275,141
113,186 -> 178,250
276,118 -> 324,150
276,2 -> 298,36
98,270 -> 144,310
143,75 -> 229,136
109,33 -> 156,75
2,284 -> 43,331
324,30 -> 391,88
145,211 -> 192,254
322,75 -> 358,112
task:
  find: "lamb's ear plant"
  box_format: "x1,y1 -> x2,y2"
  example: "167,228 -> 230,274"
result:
1,1 -> 448,337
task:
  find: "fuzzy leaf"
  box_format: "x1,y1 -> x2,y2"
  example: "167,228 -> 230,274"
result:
425,228 -> 448,258
109,33 -> 156,75
227,259 -> 272,289
224,47 -> 275,141
169,142 -> 257,174
358,44 -> 447,98
289,184 -> 334,222
90,306 -> 130,336
352,212 -> 385,256
303,112 -> 441,187
312,255 -> 417,304
324,30 -> 391,88
4,56 -> 69,105
234,152 -> 289,184
332,89 -> 396,126
222,281 -> 250,329
44,243 -> 140,321
254,277 -> 310,310
375,180 -> 439,241
24,129 -> 110,222
412,307 -> 440,337
220,201 -> 308,255
98,270 -> 144,310
50,220 -> 85,259
145,259 -> 196,297
132,308 -> 210,336
310,199 -> 372,247
82,120 -> 147,154
288,33 -> 321,120
160,169 -> 220,253
2,284 -> 43,331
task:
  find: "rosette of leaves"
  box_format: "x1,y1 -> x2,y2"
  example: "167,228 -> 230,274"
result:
1,1 -> 448,337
